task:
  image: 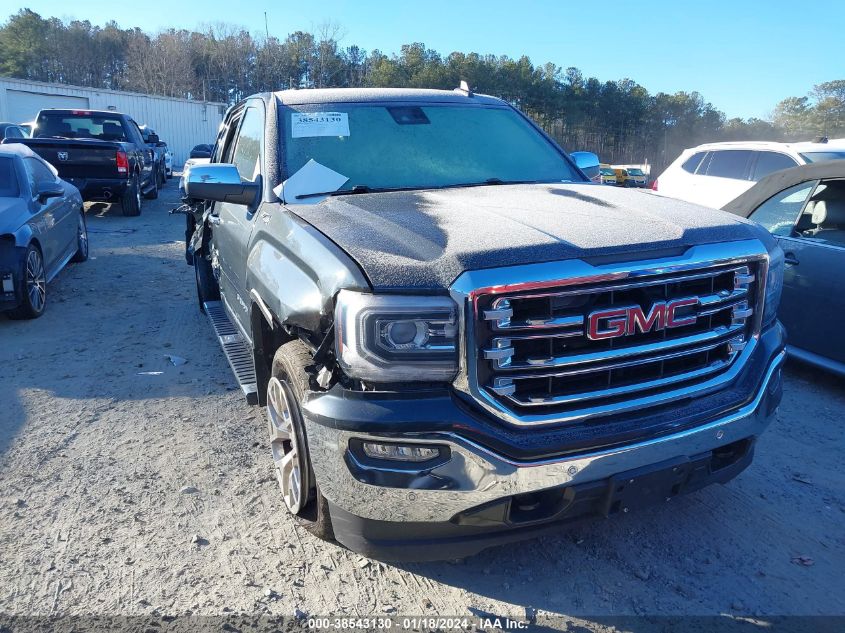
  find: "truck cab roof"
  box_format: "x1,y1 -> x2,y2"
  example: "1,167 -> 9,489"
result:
271,87 -> 506,107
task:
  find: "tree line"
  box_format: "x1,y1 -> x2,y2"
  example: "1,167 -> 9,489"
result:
1,8 -> 843,173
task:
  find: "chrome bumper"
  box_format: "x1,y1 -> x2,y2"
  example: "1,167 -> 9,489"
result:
306,351 -> 785,524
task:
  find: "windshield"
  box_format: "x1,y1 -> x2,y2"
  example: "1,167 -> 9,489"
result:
627,168 -> 645,176
281,103 -> 580,191
799,151 -> 845,163
0,157 -> 19,198
34,112 -> 127,141
600,168 -> 615,176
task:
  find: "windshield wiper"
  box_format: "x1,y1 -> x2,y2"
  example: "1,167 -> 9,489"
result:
437,178 -> 548,189
293,179 -> 552,200
483,178 -> 542,185
295,185 -> 428,200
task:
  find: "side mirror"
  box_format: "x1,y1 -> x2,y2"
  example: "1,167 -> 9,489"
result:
186,163 -> 259,206
36,181 -> 64,202
148,133 -> 160,144
571,151 -> 601,182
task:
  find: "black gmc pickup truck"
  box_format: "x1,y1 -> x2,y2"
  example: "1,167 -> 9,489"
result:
11,109 -> 158,216
181,87 -> 786,561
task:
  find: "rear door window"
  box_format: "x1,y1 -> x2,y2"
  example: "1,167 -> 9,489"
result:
216,110 -> 244,165
705,150 -> 752,180
752,152 -> 799,181
681,152 -> 705,174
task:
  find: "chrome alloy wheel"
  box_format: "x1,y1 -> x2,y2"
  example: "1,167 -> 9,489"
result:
266,376 -> 308,514
25,249 -> 46,313
135,177 -> 142,209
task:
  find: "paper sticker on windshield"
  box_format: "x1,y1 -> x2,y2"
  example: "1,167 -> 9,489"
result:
291,112 -> 349,138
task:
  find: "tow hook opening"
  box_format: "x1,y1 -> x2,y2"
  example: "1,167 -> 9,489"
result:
710,438 -> 752,472
509,488 -> 575,524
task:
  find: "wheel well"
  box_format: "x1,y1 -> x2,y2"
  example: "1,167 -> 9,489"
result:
251,304 -> 294,406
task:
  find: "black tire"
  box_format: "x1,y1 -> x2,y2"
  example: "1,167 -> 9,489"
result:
7,243 -> 46,320
71,211 -> 88,263
194,250 -> 220,313
143,171 -> 158,200
268,341 -> 335,541
158,163 -> 166,188
121,174 -> 141,216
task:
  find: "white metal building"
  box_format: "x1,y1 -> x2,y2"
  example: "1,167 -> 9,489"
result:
0,76 -> 226,165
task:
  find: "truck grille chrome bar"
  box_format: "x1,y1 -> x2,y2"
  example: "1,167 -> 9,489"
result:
449,241 -> 769,427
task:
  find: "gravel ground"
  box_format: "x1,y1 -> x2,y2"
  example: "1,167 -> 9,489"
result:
1,181 -> 844,627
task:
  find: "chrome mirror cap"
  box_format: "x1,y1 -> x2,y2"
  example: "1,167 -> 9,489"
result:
185,163 -> 259,207
571,151 -> 601,181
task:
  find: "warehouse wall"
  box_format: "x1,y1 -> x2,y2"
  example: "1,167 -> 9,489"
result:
0,77 -> 226,166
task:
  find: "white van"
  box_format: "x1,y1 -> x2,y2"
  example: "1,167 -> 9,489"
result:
653,141 -> 845,209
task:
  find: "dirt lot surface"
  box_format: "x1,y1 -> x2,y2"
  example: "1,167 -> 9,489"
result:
1,181 -> 844,628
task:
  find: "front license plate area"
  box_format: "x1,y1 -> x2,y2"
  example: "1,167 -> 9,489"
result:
602,456 -> 691,516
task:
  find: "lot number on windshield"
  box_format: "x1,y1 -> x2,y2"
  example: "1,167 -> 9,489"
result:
291,112 -> 350,138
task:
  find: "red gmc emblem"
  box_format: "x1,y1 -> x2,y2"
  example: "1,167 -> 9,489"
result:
587,297 -> 698,340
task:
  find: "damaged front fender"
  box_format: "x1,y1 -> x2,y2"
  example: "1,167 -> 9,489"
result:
247,203 -> 370,337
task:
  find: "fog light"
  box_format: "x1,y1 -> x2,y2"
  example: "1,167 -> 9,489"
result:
362,442 -> 440,462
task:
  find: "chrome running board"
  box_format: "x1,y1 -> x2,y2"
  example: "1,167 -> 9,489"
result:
203,300 -> 258,404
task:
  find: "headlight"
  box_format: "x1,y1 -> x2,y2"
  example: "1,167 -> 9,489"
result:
762,246 -> 784,326
335,290 -> 458,383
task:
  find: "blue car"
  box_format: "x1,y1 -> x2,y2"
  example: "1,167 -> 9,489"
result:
0,143 -> 87,319
724,160 -> 845,376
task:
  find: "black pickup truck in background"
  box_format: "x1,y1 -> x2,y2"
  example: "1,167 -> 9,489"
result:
5,109 -> 158,216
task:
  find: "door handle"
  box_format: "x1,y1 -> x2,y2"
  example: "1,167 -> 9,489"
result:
784,252 -> 799,266
208,215 -> 221,226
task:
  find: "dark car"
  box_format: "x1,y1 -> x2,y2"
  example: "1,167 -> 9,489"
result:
11,109 -> 158,216
0,123 -> 28,141
0,143 -> 87,319
724,160 -> 845,376
189,144 -> 213,159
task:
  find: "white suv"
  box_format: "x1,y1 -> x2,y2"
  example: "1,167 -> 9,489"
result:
653,141 -> 845,209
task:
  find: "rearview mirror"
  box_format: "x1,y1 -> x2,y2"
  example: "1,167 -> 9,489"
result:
186,163 -> 259,207
571,151 -> 601,182
36,181 -> 64,202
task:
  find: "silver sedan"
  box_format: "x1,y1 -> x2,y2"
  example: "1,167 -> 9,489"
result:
0,143 -> 87,319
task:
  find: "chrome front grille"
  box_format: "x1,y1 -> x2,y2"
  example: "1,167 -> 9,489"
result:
450,242 -> 769,427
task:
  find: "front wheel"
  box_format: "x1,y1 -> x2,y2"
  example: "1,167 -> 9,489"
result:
266,341 -> 334,541
194,250 -> 219,312
7,244 -> 46,319
71,211 -> 88,263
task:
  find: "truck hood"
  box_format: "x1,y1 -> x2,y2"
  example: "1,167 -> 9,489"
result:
290,183 -> 767,291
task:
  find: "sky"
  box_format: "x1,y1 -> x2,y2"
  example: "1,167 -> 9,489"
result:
8,0 -> 843,120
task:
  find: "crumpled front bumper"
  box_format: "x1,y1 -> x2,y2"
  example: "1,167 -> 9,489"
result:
306,350 -> 784,524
